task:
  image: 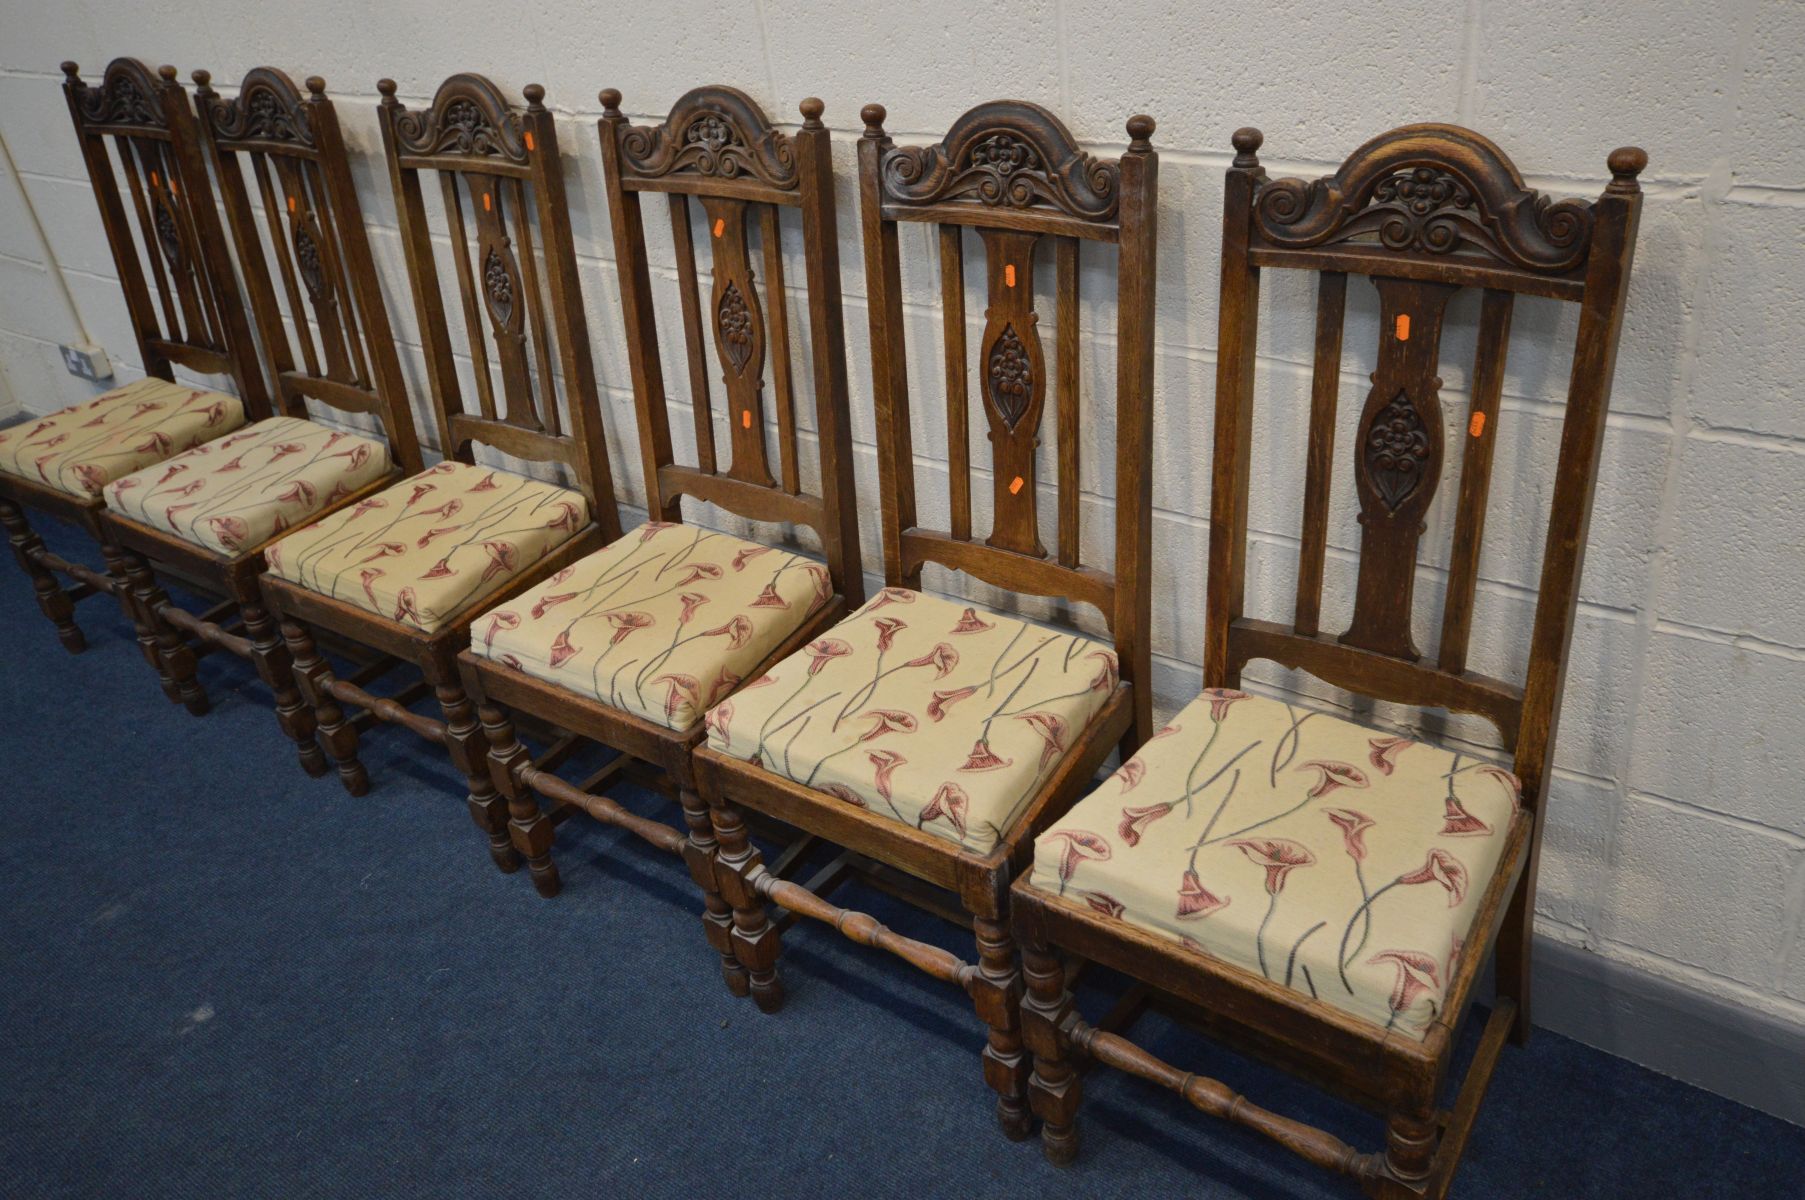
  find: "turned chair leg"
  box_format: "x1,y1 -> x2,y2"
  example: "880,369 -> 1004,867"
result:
972,915 -> 1034,1140
708,794 -> 783,1012
121,548 -> 208,716
1366,1109 -> 1442,1199
677,786 -> 751,998
1020,938 -> 1082,1164
244,601 -> 327,778
283,618 -> 367,795
1,497 -> 85,653
438,682 -> 519,875
101,540 -> 178,702
478,702 -> 556,895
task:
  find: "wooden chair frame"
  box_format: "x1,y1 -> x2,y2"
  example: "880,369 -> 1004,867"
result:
1009,126 -> 1647,1198
96,67 -> 421,777
262,74 -> 623,877
1,59 -> 269,663
691,99 -> 1158,1141
454,85 -> 864,938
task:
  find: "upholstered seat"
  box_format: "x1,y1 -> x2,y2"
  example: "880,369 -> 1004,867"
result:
471,521 -> 831,731
1029,688 -> 1522,1039
103,416 -> 390,555
705,588 -> 1119,854
0,377 -> 244,498
264,459 -> 589,633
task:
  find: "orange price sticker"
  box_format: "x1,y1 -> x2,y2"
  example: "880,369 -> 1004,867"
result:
742,410 -> 753,429
1004,264 -> 1016,288
524,130 -> 535,152
287,195 -> 296,213
1469,411 -> 1487,438
1395,313 -> 1411,341
713,218 -> 725,238
482,192 -> 492,212
1009,475 -> 1024,495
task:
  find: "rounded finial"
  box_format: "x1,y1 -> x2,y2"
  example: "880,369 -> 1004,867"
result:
599,87 -> 622,116
1607,145 -> 1648,191
523,82 -> 545,110
1231,126 -> 1263,167
1125,113 -> 1155,150
799,96 -> 825,129
191,69 -> 211,88
60,61 -> 79,79
158,64 -> 178,82
305,75 -> 327,96
377,78 -> 398,98
861,103 -> 886,136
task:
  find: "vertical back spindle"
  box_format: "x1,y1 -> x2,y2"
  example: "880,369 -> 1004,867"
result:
1294,269 -> 1347,637
1437,288 -> 1514,673
1056,236 -> 1080,568
939,223 -> 972,541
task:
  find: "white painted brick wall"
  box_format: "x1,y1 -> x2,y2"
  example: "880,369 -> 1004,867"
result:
1,0 -> 1802,1077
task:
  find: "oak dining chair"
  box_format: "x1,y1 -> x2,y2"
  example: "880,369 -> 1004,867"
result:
91,67 -> 423,775
690,99 -> 1158,1140
1,60 -> 267,666
453,85 -> 863,949
1010,125 -> 1646,1198
262,74 -> 621,876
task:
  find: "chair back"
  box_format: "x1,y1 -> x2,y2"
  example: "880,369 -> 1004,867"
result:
61,59 -> 270,415
1206,124 -> 1647,812
856,100 -> 1159,739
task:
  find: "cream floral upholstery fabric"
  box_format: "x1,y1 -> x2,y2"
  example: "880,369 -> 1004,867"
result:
0,377 -> 244,498
1029,689 -> 1521,1039
706,588 -> 1119,854
266,460 -> 589,633
470,521 -> 831,732
105,416 -> 390,556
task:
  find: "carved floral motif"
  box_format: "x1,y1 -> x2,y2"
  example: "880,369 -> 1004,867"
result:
985,325 -> 1033,428
80,71 -> 162,127
718,282 -> 754,374
483,246 -> 515,325
153,200 -> 183,269
293,224 -> 325,303
1364,390 -> 1431,510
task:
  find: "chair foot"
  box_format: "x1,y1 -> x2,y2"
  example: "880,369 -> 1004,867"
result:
1,497 -> 86,653
297,744 -> 330,778
1040,1122 -> 1079,1165
528,857 -> 561,897
486,832 -> 522,874
719,953 -> 752,998
57,625 -> 88,654
749,972 -> 786,1014
997,1096 -> 1034,1142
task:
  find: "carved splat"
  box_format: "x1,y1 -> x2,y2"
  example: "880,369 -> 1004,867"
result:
465,176 -> 540,432
700,196 -> 773,488
293,221 -> 326,302
152,196 -> 184,270
1340,277 -> 1458,660
977,228 -> 1048,558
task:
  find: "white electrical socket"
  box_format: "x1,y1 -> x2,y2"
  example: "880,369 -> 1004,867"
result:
60,342 -> 114,383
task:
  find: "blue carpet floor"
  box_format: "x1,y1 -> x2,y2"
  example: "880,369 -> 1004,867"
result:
3,515 -> 1803,1199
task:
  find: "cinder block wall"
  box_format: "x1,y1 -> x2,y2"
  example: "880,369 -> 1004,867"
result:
1,0 -> 1800,1115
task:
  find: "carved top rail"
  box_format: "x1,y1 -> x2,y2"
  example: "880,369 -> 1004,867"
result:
1247,124 -> 1601,297
195,66 -> 320,155
873,100 -> 1125,241
606,85 -> 802,205
1206,122 -> 1647,814
386,73 -> 532,179
60,59 -> 271,417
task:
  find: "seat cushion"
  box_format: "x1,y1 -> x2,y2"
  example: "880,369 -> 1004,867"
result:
470,521 -> 832,732
706,588 -> 1118,854
104,416 -> 391,556
265,460 -> 589,633
1029,689 -> 1522,1040
0,377 -> 244,498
